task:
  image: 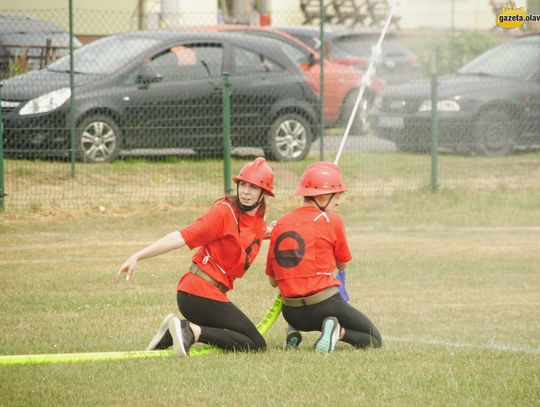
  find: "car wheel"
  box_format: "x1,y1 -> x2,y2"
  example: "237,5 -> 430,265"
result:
341,90 -> 371,135
473,108 -> 514,156
77,115 -> 121,163
266,113 -> 312,161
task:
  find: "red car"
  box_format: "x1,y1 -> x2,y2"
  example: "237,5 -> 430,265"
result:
279,26 -> 422,87
201,25 -> 384,134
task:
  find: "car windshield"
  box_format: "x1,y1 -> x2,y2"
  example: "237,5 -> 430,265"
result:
458,40 -> 540,79
0,32 -> 82,48
47,35 -> 161,74
333,34 -> 409,57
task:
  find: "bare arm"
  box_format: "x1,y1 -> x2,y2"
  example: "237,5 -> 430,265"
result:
336,261 -> 348,271
116,231 -> 186,283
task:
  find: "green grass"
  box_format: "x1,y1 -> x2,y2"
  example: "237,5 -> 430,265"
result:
4,151 -> 540,209
1,187 -> 539,406
1,349 -> 536,406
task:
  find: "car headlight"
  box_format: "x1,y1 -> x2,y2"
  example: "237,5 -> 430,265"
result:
418,99 -> 460,112
19,88 -> 71,115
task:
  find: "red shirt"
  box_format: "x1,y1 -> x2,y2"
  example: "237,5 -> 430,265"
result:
177,199 -> 266,302
266,205 -> 351,297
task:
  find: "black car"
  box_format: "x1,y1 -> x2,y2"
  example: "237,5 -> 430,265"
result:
1,31 -> 319,163
369,34 -> 540,156
0,14 -> 82,79
279,26 -> 422,86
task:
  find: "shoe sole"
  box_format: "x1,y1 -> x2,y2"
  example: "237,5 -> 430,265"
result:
168,317 -> 188,356
285,332 -> 302,350
315,318 -> 340,354
145,313 -> 175,351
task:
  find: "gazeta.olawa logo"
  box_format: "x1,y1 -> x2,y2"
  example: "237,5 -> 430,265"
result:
496,2 -> 540,29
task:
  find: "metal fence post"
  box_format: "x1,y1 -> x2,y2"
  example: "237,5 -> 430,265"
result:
223,73 -> 232,195
69,0 -> 77,177
319,0 -> 325,161
430,52 -> 439,192
0,82 -> 5,212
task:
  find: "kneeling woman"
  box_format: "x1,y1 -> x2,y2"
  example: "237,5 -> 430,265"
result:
116,158 -> 274,355
266,162 -> 382,353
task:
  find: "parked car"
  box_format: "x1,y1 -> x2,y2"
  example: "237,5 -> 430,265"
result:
1,31 -> 320,163
0,14 -> 82,79
369,34 -> 540,156
202,24 -> 384,134
279,26 -> 421,86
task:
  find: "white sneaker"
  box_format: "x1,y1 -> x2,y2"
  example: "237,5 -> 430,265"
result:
314,317 -> 340,354
145,313 -> 175,351
168,317 -> 195,356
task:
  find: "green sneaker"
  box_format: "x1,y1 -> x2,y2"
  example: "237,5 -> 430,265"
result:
314,317 -> 340,354
284,326 -> 303,350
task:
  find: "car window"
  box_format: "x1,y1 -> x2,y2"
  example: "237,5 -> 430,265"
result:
295,33 -> 321,50
274,40 -> 311,65
0,32 -> 83,75
244,32 -> 311,65
458,40 -> 540,79
149,44 -> 222,80
233,47 -> 285,74
0,32 -> 82,48
333,34 -> 409,57
48,35 -> 161,74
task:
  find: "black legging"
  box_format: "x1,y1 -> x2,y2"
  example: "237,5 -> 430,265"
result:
177,291 -> 266,352
282,293 -> 382,348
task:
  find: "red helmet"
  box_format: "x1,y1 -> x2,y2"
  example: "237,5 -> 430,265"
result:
294,162 -> 346,197
233,157 -> 275,196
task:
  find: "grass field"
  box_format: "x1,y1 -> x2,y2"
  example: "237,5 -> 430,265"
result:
4,151 -> 540,209
1,184 -> 539,406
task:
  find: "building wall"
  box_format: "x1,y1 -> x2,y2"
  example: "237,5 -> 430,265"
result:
0,0 -> 218,35
0,0 -> 532,34
270,0 -> 529,31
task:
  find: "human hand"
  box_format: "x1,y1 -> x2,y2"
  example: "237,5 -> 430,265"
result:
264,220 -> 276,239
336,269 -> 350,301
116,256 -> 137,284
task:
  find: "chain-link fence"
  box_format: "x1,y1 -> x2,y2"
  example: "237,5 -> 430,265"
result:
1,2 -> 539,210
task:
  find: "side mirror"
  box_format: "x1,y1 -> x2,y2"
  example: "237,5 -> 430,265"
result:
135,65 -> 162,86
299,53 -> 318,67
308,53 -> 318,65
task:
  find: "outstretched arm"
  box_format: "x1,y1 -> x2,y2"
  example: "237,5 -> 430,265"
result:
116,231 -> 186,283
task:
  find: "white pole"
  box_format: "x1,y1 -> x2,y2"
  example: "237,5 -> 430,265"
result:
334,0 -> 398,165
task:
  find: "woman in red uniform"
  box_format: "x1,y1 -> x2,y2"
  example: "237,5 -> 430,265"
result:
266,162 -> 382,353
116,157 -> 274,356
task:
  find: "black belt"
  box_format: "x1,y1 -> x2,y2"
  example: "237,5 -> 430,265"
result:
190,264 -> 229,293
282,286 -> 339,307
